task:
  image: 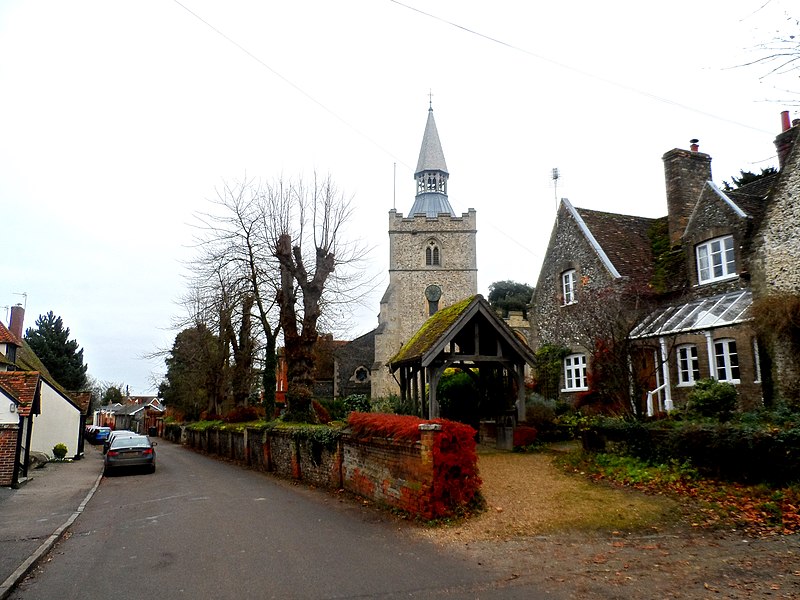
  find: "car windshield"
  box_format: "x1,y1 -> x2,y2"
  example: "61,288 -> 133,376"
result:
110,435 -> 150,449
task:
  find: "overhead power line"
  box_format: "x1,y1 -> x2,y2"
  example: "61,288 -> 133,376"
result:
170,0 -> 412,170
389,0 -> 774,136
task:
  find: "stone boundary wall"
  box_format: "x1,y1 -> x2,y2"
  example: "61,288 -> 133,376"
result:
170,426 -> 444,518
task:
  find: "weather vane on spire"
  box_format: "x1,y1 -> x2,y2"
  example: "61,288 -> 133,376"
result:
428,89 -> 433,110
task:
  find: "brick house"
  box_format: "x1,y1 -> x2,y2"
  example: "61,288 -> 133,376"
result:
531,116 -> 796,414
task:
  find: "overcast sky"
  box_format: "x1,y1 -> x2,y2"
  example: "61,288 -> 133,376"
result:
1,0 -> 796,395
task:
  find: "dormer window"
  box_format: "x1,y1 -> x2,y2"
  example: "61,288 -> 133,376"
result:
696,235 -> 736,284
425,240 -> 440,266
561,269 -> 577,305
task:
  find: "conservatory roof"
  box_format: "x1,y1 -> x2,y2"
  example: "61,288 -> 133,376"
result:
630,290 -> 752,339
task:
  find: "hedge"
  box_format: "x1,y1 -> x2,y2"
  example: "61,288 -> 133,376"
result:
348,412 -> 481,516
597,421 -> 800,485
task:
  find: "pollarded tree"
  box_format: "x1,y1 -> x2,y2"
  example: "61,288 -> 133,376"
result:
266,174 -> 368,422
25,311 -> 88,390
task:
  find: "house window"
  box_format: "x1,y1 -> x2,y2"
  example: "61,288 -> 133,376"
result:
563,353 -> 588,391
676,344 -> 700,386
425,241 -> 440,266
562,269 -> 577,305
714,339 -> 740,382
696,235 -> 736,284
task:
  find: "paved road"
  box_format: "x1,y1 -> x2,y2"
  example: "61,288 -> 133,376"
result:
10,441 -> 559,599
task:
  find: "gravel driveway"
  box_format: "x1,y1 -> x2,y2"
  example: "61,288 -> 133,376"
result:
412,448 -> 800,599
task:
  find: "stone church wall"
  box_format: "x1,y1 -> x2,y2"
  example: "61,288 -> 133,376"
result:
372,209 -> 478,398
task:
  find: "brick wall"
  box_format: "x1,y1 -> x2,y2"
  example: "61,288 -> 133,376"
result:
0,424 -> 19,487
176,425 -> 452,518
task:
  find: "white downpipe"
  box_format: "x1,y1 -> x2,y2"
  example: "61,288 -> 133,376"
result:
659,336 -> 673,411
705,331 -> 715,379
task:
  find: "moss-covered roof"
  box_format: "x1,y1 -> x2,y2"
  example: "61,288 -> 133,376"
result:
389,295 -> 478,366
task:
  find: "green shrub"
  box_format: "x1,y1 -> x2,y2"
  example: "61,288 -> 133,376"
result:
52,443 -> 68,459
685,378 -> 737,420
317,398 -> 347,420
343,394 -> 371,414
371,395 -> 416,415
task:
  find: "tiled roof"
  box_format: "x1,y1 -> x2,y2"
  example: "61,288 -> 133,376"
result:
574,207 -> 658,286
0,321 -> 21,345
390,296 -> 477,365
724,173 -> 778,230
0,371 -> 41,417
389,295 -> 536,368
71,391 -> 92,413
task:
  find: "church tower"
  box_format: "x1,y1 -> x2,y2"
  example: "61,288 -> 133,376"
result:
371,106 -> 478,398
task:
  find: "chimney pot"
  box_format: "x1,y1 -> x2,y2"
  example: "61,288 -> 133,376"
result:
690,139 -> 699,152
781,110 -> 791,132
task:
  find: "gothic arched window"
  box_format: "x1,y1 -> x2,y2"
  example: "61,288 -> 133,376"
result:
425,240 -> 441,266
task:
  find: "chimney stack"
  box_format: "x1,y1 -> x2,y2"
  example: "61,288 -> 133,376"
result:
775,111 -> 800,170
9,304 -> 24,340
663,143 -> 712,247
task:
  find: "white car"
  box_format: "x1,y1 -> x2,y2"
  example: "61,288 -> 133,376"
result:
103,430 -> 137,454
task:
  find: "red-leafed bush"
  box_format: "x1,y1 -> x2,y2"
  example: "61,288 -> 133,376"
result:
347,412 -> 481,517
429,418 -> 481,516
513,425 -> 538,450
222,406 -> 260,423
348,412 -> 427,441
312,400 -> 331,424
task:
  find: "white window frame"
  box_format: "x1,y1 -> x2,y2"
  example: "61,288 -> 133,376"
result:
676,344 -> 700,386
562,269 -> 577,306
696,235 -> 736,284
714,338 -> 740,383
563,353 -> 588,391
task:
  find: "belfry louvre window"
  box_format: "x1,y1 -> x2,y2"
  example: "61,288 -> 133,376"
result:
425,242 -> 440,266
714,338 -> 740,382
676,344 -> 700,385
562,269 -> 576,305
696,235 -> 735,284
563,353 -> 587,391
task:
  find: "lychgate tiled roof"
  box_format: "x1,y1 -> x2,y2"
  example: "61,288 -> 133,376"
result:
390,296 -> 477,365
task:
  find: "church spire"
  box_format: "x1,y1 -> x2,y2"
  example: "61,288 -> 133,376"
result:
409,105 -> 454,217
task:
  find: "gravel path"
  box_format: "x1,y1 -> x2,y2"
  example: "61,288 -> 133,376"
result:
412,449 -> 800,599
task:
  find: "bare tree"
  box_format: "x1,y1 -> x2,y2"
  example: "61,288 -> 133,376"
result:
189,179 -> 282,416
264,174 -> 369,422
550,281 -> 662,416
186,174 -> 370,423
740,7 -> 799,105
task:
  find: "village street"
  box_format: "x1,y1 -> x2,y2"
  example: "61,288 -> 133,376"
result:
8,443 -> 559,600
